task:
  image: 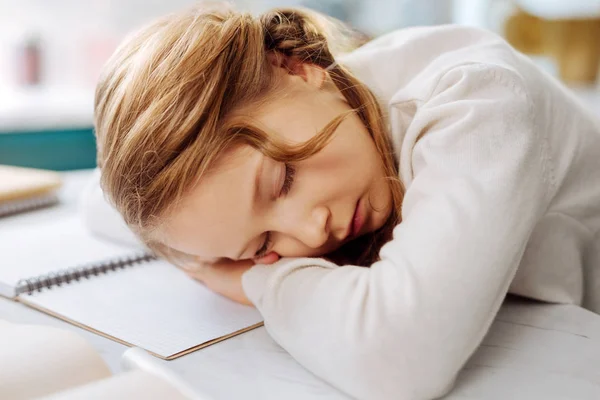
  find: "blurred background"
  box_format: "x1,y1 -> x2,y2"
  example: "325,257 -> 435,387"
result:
1,0 -> 599,170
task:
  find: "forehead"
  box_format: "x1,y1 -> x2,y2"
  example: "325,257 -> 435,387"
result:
160,144 -> 261,261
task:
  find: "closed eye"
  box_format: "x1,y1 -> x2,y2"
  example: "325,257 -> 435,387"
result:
254,231 -> 272,259
255,163 -> 296,258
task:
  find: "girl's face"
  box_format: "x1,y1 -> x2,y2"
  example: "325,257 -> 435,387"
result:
160,64 -> 393,264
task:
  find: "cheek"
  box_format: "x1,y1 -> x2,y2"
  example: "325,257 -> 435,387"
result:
273,236 -> 314,258
274,235 -> 340,258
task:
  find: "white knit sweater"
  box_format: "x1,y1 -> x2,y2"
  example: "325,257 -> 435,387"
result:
240,26 -> 600,399
82,25 -> 600,400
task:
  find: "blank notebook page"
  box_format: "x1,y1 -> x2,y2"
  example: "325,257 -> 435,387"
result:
19,259 -> 263,359
0,215 -> 142,297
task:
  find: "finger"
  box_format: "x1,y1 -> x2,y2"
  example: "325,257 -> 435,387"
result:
253,251 -> 280,265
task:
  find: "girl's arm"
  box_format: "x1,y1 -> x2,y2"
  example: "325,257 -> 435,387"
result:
241,64 -> 554,400
79,168 -> 145,248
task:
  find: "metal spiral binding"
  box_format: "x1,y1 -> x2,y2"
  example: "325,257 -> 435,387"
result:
15,252 -> 157,296
0,194 -> 60,218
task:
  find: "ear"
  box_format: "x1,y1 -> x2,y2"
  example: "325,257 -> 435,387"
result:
266,51 -> 326,89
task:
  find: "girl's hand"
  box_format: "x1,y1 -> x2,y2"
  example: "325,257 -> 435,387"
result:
184,252 -> 280,306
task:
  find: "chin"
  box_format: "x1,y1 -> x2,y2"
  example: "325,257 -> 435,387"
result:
282,245 -> 341,260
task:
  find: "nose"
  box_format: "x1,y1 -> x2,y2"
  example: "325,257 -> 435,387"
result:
283,205 -> 331,249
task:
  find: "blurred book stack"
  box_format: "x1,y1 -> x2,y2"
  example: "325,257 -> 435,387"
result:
0,165 -> 62,217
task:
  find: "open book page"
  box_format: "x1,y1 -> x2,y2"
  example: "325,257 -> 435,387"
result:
19,259 -> 263,359
0,214 -> 146,298
39,370 -> 191,400
0,320 -> 111,400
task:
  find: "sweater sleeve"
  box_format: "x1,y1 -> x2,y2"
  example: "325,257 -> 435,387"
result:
241,64 -> 553,400
79,168 -> 145,249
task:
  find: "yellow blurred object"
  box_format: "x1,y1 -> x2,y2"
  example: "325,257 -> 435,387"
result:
505,8 -> 600,83
0,165 -> 62,203
0,165 -> 62,217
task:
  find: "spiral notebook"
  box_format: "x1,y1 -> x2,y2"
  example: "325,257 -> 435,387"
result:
0,215 -> 263,360
0,165 -> 63,217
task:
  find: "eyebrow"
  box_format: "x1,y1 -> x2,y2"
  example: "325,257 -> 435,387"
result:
235,155 -> 265,260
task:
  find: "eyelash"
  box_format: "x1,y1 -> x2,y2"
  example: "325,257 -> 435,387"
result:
280,163 -> 296,196
254,163 -> 296,258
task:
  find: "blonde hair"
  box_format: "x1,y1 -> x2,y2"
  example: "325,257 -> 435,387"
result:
95,2 -> 404,267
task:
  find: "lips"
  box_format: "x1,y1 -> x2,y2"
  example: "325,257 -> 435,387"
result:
346,198 -> 363,240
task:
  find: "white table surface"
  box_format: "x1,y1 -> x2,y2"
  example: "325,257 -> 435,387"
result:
2,170 -> 600,400
122,298 -> 600,400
